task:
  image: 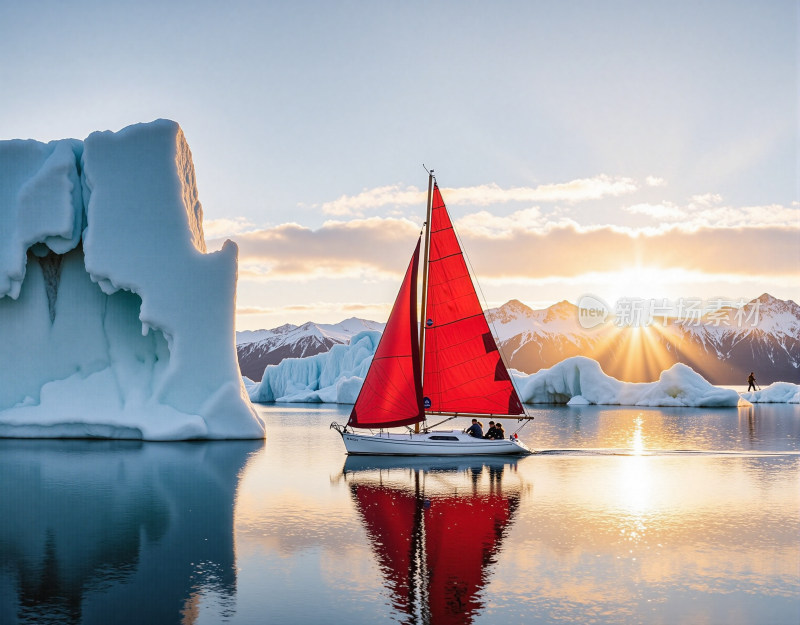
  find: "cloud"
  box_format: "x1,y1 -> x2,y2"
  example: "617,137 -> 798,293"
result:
236,305 -> 275,315
222,217 -> 422,280
465,222 -> 800,279
646,176 -> 666,187
203,216 -> 258,239
623,198 -> 799,229
223,210 -> 800,283
320,185 -> 424,216
317,175 -> 640,216
624,202 -> 687,221
443,176 -> 638,205
690,193 -> 723,207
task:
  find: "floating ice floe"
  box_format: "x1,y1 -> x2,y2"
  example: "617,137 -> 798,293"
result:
0,120 -> 265,440
741,382 -> 800,404
512,356 -> 743,407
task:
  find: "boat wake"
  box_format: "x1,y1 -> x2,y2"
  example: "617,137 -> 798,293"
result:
531,448 -> 800,458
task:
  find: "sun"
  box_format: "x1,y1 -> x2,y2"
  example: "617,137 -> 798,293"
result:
603,265 -> 678,305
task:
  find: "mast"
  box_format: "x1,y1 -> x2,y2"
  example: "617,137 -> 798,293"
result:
416,169 -> 435,433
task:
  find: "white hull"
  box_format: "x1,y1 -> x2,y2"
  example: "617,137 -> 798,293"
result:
338,429 -> 531,456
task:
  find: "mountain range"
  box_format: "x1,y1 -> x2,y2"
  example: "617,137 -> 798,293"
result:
237,293 -> 799,384
236,318 -> 384,381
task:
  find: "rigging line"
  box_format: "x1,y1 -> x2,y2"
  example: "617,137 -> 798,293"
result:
426,250 -> 464,263
450,210 -> 531,418
422,311 -> 485,330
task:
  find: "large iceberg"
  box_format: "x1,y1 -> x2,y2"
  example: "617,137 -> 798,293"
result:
513,356 -> 743,407
246,331 -> 749,408
0,120 -> 265,440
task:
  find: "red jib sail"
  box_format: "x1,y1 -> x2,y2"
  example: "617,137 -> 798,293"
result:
423,184 -> 524,416
348,238 -> 424,428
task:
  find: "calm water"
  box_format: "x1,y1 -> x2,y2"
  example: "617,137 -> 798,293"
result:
1,403 -> 798,625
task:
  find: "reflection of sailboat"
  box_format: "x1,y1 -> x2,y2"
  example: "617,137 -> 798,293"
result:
344,458 -> 522,624
331,172 -> 532,456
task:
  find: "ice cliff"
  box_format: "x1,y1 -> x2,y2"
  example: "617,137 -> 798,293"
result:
0,120 -> 265,440
247,331 -> 380,403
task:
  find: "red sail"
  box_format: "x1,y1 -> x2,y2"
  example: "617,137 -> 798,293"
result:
348,238 -> 424,428
423,184 -> 524,415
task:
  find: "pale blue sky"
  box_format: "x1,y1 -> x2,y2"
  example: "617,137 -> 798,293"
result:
1,0 -> 797,328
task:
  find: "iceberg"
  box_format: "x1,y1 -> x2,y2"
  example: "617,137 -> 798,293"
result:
248,331 -> 379,403
0,120 -> 265,440
741,382 -> 800,404
512,356 -> 743,407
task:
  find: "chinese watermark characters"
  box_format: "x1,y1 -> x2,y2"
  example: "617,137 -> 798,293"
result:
577,295 -> 760,329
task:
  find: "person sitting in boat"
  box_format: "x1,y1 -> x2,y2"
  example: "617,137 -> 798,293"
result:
493,422 -> 505,439
465,418 -> 483,438
483,421 -> 497,439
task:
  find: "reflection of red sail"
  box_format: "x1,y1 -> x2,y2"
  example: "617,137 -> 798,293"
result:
423,184 -> 524,416
351,484 -> 420,616
349,465 -> 519,625
425,494 -> 515,624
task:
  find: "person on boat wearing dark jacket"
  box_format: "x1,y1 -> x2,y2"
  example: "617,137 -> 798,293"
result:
483,421 -> 497,439
493,423 -> 505,439
465,419 -> 483,438
747,372 -> 757,392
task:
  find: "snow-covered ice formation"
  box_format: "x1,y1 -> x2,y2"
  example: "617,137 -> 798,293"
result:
248,331 -> 379,403
513,356 -> 743,407
741,382 -> 800,404
0,120 -> 265,440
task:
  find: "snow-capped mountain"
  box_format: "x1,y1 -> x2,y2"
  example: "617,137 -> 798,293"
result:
486,293 -> 799,384
236,317 -> 385,381
237,294 -> 799,384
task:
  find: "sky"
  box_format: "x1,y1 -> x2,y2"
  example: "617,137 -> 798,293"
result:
1,0 -> 797,330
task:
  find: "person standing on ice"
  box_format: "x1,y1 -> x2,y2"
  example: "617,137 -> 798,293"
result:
747,372 -> 758,392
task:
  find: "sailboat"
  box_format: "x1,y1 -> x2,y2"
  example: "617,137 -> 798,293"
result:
331,171 -> 532,456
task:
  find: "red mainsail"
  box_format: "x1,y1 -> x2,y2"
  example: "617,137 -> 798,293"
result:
422,184 -> 524,416
348,238 -> 424,428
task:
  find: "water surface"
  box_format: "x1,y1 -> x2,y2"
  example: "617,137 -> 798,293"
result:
1,403 -> 798,624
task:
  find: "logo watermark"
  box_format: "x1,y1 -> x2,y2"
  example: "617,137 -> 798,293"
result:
577,294 -> 610,329
577,296 -> 760,329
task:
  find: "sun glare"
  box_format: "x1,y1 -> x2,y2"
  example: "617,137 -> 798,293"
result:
603,265 -> 677,304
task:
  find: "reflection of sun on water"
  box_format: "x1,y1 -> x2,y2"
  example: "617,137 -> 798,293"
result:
631,415 -> 645,455
616,415 -> 651,545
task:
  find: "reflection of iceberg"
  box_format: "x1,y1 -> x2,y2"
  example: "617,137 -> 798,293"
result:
344,458 -> 522,625
0,439 -> 262,624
